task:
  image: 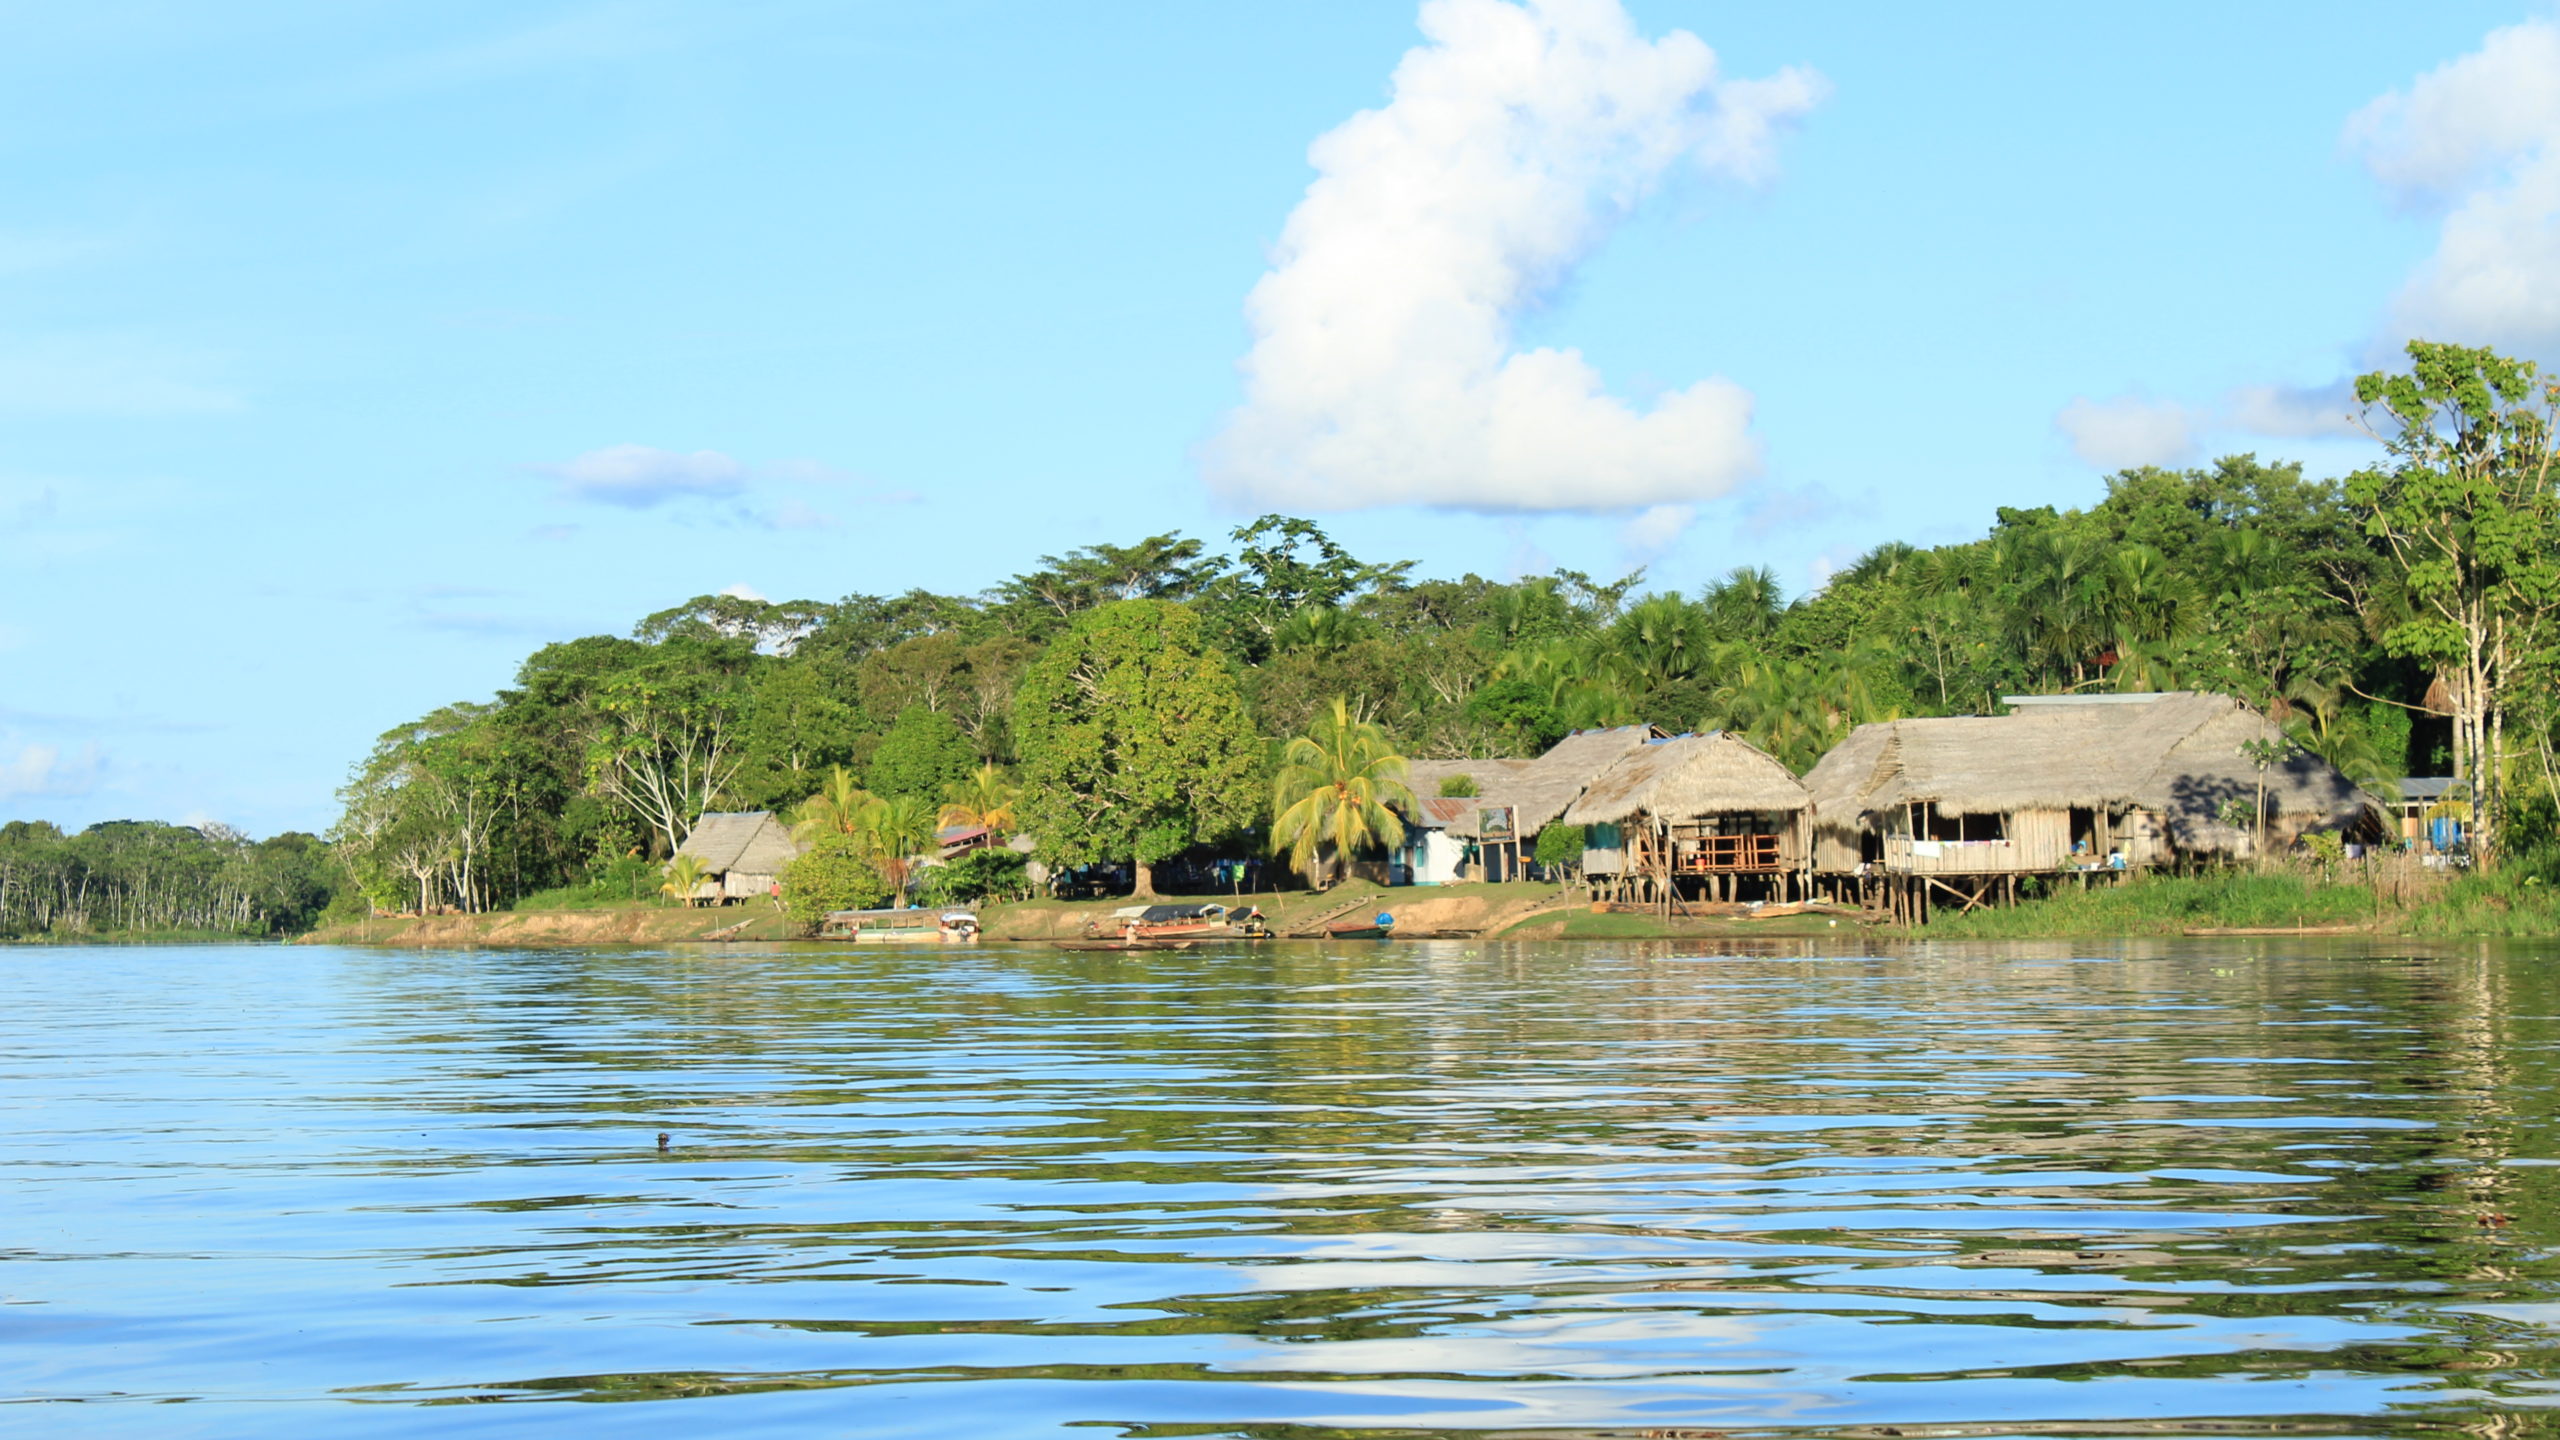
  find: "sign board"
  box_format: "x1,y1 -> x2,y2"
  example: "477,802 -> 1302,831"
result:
1477,805 -> 1516,839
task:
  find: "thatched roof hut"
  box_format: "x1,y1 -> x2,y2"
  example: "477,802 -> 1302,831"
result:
1803,692 -> 2378,871
1561,732 -> 1810,827
675,811 -> 805,900
1402,725 -> 1660,838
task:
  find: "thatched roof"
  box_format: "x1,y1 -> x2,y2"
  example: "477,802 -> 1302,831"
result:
1401,725 -> 1660,837
1562,732 -> 1810,825
1803,692 -> 2376,851
676,811 -> 804,876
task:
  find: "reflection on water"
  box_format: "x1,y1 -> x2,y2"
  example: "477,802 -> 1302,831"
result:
6,938 -> 2560,1436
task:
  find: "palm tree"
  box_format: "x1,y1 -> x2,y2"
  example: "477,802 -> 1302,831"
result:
1701,565 -> 1785,641
791,766 -> 872,842
661,852 -> 711,907
939,763 -> 1019,833
1271,696 -> 1416,887
865,794 -> 939,907
1611,592 -> 1714,692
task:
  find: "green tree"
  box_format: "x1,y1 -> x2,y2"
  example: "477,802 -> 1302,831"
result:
1535,822 -> 1587,877
868,705 -> 976,801
865,793 -> 940,906
939,763 -> 1020,833
1012,599 -> 1262,897
2348,341 -> 2560,866
584,639 -> 756,858
661,852 -> 712,906
780,831 -> 893,929
1270,696 -> 1416,887
789,766 -> 871,842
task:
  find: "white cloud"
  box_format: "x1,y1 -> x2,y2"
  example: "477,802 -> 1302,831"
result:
0,743 -> 101,803
2346,19 -> 2560,348
538,444 -> 747,507
2225,381 -> 2359,439
1204,0 -> 1823,515
2055,395 -> 2197,470
1616,503 -> 1694,566
718,583 -> 768,602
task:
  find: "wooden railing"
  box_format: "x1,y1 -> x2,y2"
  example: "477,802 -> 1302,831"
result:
1672,834 -> 1783,873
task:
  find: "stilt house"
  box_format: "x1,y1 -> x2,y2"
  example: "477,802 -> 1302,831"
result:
1803,692 -> 2379,917
1561,732 -> 1815,903
674,811 -> 806,904
1400,726 -> 1662,883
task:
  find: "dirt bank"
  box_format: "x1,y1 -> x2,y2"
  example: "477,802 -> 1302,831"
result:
303,883 -> 1872,949
303,906 -> 797,948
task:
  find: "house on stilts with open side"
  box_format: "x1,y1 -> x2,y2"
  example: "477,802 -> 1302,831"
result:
1801,691 -> 2383,923
1560,731 -> 1814,907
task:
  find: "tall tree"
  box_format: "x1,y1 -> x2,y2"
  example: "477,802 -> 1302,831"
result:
2348,341 -> 2560,865
1011,599 -> 1262,897
585,644 -> 755,858
1270,697 -> 1416,887
868,705 -> 977,802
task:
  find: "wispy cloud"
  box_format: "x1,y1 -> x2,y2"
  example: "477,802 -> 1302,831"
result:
2055,395 -> 2198,470
0,742 -> 102,803
1204,0 -> 1824,516
532,445 -> 918,523
535,444 -> 748,508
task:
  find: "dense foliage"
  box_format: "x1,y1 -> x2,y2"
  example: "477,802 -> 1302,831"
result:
780,832 -> 894,927
0,821 -> 344,938
289,342 -> 2560,903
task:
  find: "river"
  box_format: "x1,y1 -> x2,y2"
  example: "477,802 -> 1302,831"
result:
6,938 -> 2558,1436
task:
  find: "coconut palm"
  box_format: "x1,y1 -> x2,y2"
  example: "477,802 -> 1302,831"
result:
790,766 -> 872,842
939,763 -> 1019,833
661,852 -> 712,907
1271,696 -> 1416,887
865,794 -> 940,907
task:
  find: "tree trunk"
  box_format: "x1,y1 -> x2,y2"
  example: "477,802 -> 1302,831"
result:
1132,859 -> 1157,898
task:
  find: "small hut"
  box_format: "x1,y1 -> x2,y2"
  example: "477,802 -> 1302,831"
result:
673,811 -> 806,904
1561,733 -> 1815,903
1400,726 -> 1662,883
1803,692 -> 2380,919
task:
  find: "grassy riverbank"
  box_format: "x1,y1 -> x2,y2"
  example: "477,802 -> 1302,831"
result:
298,879 -> 1865,948
293,869 -> 2560,948
1922,868 -> 2560,939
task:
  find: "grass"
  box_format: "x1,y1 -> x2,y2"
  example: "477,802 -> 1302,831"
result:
2399,870 -> 2560,936
1918,865 -> 2560,939
508,886 -> 673,913
1923,870 -> 2385,938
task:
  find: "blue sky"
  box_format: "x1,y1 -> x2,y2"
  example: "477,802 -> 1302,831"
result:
4,0 -> 2551,835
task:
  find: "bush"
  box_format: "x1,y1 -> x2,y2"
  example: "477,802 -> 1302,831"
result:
782,832 -> 894,930
913,848 -> 1031,907
1438,774 -> 1479,798
1534,823 -> 1586,872
510,852 -> 670,912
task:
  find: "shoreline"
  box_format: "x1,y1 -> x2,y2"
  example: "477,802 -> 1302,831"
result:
293,882 -> 1870,949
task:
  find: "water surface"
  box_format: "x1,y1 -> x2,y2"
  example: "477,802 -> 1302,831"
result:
7,938 -> 2560,1437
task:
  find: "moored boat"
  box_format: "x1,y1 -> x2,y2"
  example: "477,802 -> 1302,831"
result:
820,908 -> 981,943
1083,903 -> 1269,944
1324,912 -> 1396,940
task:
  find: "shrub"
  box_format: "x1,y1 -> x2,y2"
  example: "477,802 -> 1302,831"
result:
1534,823 -> 1586,873
913,849 -> 1031,907
782,832 -> 894,930
1438,774 -> 1479,798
